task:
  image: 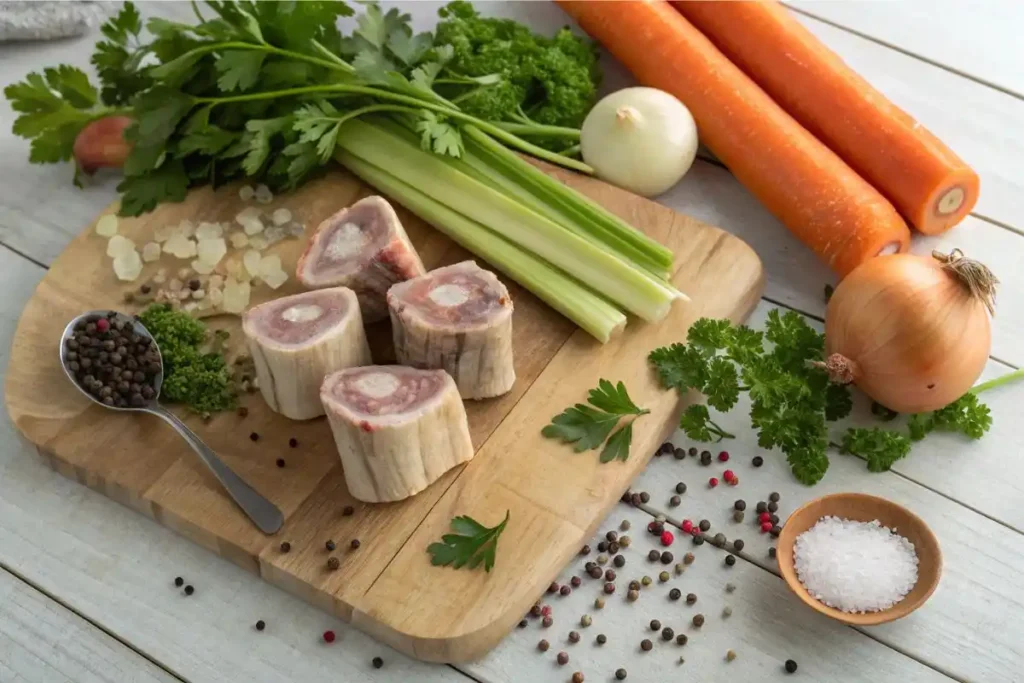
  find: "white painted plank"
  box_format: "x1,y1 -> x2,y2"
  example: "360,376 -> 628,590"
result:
626,300 -> 1024,682
791,14 -> 1024,230
788,0 -> 1024,97
0,249 -> 467,683
0,569 -> 179,683
464,503 -> 952,682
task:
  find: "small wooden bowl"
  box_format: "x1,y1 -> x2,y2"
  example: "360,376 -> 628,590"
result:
777,492 -> 942,625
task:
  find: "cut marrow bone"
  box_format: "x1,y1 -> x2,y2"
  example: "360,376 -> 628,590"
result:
242,287 -> 371,420
320,366 -> 474,502
388,261 -> 515,399
296,196 -> 425,322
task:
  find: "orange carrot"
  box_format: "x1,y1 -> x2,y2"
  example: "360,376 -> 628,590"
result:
558,0 -> 910,277
672,0 -> 978,235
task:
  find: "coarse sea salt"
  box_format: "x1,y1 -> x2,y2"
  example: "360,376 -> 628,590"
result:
794,516 -> 918,613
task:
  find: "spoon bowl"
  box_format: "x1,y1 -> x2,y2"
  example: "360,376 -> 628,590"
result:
60,310 -> 283,534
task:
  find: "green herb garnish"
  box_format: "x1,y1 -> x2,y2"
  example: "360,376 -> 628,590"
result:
542,379 -> 649,463
427,510 -> 509,572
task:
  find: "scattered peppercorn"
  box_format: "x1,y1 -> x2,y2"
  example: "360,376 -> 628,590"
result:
323,630 -> 335,643
542,605 -> 552,617
639,492 -> 650,504
648,550 -> 661,562
733,539 -> 745,552
613,555 -> 626,568
616,668 -> 627,680
725,555 -> 736,567
674,563 -> 685,575
708,477 -> 719,488
237,406 -> 249,418
596,633 -> 607,645
174,577 -> 184,587
669,495 -> 681,507
619,535 -> 631,548
729,476 -> 740,486
598,554 -> 610,566
760,511 -> 772,524
700,450 -> 712,464
597,541 -> 608,553
683,552 -> 695,565
557,652 -> 569,666
768,501 -> 779,513
604,569 -> 616,582
589,566 -> 603,579
752,456 -> 764,467
276,458 -> 286,468
648,520 -> 664,536
649,619 -> 661,631
723,606 -> 733,618
537,639 -> 550,652
770,514 -> 780,525
675,482 -> 687,494
327,556 -> 340,570
640,639 -> 653,652
629,493 -> 642,507
756,502 -> 768,513
699,519 -> 711,532
255,620 -> 265,631
561,585 -> 572,596
325,540 -> 336,551
660,551 -> 673,565
688,447 -> 698,457
530,605 -> 543,617
769,492 -> 781,502
723,468 -> 735,481
692,535 -> 705,546
726,582 -> 736,593
627,589 -> 639,602
673,447 -> 685,460
771,525 -> 782,537
629,580 -> 641,591
572,673 -> 584,683
594,598 -> 605,609
250,432 -> 259,442
669,588 -> 682,601
769,547 -> 777,559
518,619 -> 528,629
734,500 -> 746,511
342,505 -> 354,516
658,442 -> 672,455
580,614 -> 592,628
676,633 -> 688,646
608,542 -> 620,554
641,576 -> 653,587
785,659 -> 798,673
568,630 -> 580,644
543,616 -> 554,628
604,583 -> 616,595
712,533 -> 726,547
692,614 -> 704,628
659,571 -> 670,583
370,656 -> 383,669
733,510 -> 745,523
686,592 -> 697,605
726,649 -> 737,662
660,530 -> 675,547
605,530 -> 618,543
662,627 -> 674,641
184,585 -> 194,596
718,451 -> 730,462
579,544 -> 591,555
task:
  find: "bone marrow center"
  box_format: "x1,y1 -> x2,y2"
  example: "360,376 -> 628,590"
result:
325,222 -> 367,260
427,283 -> 470,307
281,304 -> 324,323
354,372 -> 401,399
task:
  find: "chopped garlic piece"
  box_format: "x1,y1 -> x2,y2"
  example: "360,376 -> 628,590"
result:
113,249 -> 142,281
254,184 -> 273,204
242,249 -> 263,278
222,277 -> 251,313
271,208 -> 292,226
164,234 -> 197,259
142,242 -> 161,262
195,222 -> 224,240
95,214 -> 119,237
107,235 -> 136,258
229,231 -> 250,249
239,185 -> 255,202
192,259 -> 216,275
197,237 -> 227,267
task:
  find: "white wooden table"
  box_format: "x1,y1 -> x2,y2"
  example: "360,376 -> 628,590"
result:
2,2 -> 1023,681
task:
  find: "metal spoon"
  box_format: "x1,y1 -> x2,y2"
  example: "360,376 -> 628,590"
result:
59,311 -> 284,534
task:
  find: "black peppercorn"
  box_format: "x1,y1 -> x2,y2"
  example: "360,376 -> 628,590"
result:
343,505 -> 355,516
769,492 -> 781,502
537,639 -> 549,652
669,588 -> 681,601
276,458 -> 286,468
531,605 -> 543,617
616,668 -> 627,680
649,521 -> 664,536
639,492 -> 650,504
676,633 -> 688,646
650,619 -> 661,631
238,406 -> 250,418
725,554 -> 736,567
606,530 -> 618,543
327,557 -> 340,570
549,582 -> 561,594
660,551 -> 673,565
785,659 -> 798,673
756,501 -> 768,514
661,627 -> 674,641
688,447 -> 698,457
648,549 -> 661,562
658,442 -> 673,455
734,500 -> 746,511
518,619 -> 528,629
771,525 -> 782,537
325,540 -> 336,551
769,547 -> 777,559
669,495 -> 681,507
543,616 -> 554,628
699,519 -> 711,532
692,614 -> 704,627
579,544 -> 591,555
174,576 -> 184,587
350,539 -> 361,550
597,541 -> 608,553
700,451 -> 712,466
613,555 -> 625,568
686,592 -> 697,605
372,657 -> 383,669
184,585 -> 194,596
675,482 -> 687,494
596,633 -> 607,645
557,652 -> 569,666
568,630 -> 580,643
713,533 -> 726,547
571,576 -> 582,587
288,438 -> 298,448
770,514 -> 780,525
630,493 -> 642,507
640,639 -> 653,652
250,432 -> 259,442
673,447 -> 685,460
752,456 -> 764,467
255,620 -> 265,631
608,542 -> 620,554
768,501 -> 779,513
733,539 -> 745,552
692,535 -> 704,546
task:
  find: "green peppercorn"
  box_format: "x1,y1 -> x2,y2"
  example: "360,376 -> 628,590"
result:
620,519 -> 631,531
597,554 -> 609,566
726,649 -> 737,662
733,510 -> 745,523
619,535 -> 632,548
674,563 -> 685,575
640,639 -> 653,652
580,614 -> 592,627
595,597 -> 605,609
723,606 -> 733,618
642,575 -> 653,586
713,533 -> 727,547
683,552 -> 695,565
692,614 -> 704,628
659,571 -> 670,583
661,627 -> 674,641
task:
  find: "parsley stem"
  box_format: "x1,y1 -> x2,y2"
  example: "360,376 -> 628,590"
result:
492,121 -> 581,139
970,367 -> 1024,395
193,40 -> 353,74
706,419 -> 735,441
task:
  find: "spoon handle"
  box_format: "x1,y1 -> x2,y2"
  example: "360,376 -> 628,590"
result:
145,405 -> 284,534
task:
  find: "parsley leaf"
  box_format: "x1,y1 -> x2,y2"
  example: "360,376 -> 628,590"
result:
215,51 -> 267,92
415,111 -> 463,157
117,160 -> 189,216
648,343 -> 708,394
543,379 -> 649,462
786,442 -> 830,485
388,29 -> 433,66
908,392 -> 993,441
824,383 -> 853,421
840,428 -> 911,473
91,2 -> 152,106
427,510 -> 509,572
679,404 -> 734,442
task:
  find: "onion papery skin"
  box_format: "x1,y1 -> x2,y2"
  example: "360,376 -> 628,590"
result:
824,253 -> 991,413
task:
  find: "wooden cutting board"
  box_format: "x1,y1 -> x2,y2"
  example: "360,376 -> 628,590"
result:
4,164 -> 763,663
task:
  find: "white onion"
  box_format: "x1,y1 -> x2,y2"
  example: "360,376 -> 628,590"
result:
580,87 -> 698,197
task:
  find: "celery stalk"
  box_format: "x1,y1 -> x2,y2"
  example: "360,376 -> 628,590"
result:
336,150 -> 626,342
462,126 -> 676,276
336,119 -> 677,322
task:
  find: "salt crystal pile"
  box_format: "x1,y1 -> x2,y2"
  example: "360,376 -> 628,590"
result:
794,516 -> 918,613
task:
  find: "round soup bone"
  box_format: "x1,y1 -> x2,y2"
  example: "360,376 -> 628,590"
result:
320,366 -> 474,503
296,195 -> 425,323
388,261 -> 515,400
242,287 -> 371,420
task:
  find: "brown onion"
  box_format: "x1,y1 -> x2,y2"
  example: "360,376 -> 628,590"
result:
822,249 -> 996,413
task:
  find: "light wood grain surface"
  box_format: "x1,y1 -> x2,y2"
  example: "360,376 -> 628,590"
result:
2,1 -> 1023,681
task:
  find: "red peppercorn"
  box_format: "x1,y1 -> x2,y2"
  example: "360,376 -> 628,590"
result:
681,519 -> 693,533
660,530 -> 674,547
759,512 -> 771,524
718,451 -> 730,462
95,318 -> 110,333
729,477 -> 740,486
323,630 -> 336,643
690,526 -> 700,537
761,521 -> 773,533
541,605 -> 552,617
723,469 -> 735,481
709,477 -> 719,488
